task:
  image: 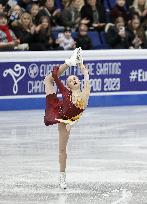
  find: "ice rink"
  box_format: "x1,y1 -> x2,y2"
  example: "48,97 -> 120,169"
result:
0,106 -> 147,204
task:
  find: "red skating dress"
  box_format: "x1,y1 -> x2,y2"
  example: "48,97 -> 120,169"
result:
44,68 -> 84,126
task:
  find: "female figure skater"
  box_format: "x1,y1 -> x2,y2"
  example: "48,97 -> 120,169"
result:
44,48 -> 90,189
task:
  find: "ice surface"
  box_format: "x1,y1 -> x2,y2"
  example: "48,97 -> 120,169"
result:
0,106 -> 147,204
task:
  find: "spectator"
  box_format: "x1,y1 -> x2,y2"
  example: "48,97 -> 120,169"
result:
18,0 -> 32,11
33,16 -> 54,50
62,0 -> 84,9
0,12 -> 20,51
56,27 -> 76,50
0,3 -> 4,12
61,0 -> 81,29
8,5 -> 23,26
130,0 -> 147,23
110,0 -> 130,23
80,0 -> 106,30
75,23 -> 92,49
12,12 -> 35,50
37,0 -> 62,27
105,16 -> 134,48
0,4 -> 8,17
129,15 -> 147,48
29,3 -> 39,25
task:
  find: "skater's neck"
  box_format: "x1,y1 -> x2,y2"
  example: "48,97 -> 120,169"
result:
72,89 -> 81,95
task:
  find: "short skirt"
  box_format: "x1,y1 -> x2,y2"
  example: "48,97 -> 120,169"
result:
44,93 -> 62,126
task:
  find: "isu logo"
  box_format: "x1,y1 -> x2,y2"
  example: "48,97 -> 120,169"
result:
28,64 -> 39,79
3,64 -> 26,94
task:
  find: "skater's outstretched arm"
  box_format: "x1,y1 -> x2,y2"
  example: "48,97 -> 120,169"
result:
80,64 -> 91,108
44,48 -> 78,95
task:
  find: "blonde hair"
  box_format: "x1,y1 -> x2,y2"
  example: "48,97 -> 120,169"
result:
132,0 -> 147,13
20,12 -> 32,29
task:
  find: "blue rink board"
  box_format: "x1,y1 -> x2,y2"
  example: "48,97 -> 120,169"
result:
0,94 -> 147,111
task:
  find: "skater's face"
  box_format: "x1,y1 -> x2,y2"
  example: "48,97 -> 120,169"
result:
67,75 -> 80,90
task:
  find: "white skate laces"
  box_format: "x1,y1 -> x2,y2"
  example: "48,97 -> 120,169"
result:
59,172 -> 67,189
65,48 -> 82,67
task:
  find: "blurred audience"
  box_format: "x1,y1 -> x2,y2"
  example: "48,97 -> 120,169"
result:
37,0 -> 62,27
110,0 -> 130,23
29,3 -> 39,25
80,0 -> 106,30
33,16 -> 54,50
0,12 -> 27,51
0,3 -> 4,12
129,0 -> 147,24
18,0 -> 32,11
62,0 -> 84,9
12,12 -> 35,50
56,27 -> 76,50
61,0 -> 81,29
8,5 -> 23,26
0,0 -> 146,51
75,23 -> 92,49
128,15 -> 147,48
105,16 -> 134,48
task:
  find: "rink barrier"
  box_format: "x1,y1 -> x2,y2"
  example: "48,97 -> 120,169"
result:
0,50 -> 147,110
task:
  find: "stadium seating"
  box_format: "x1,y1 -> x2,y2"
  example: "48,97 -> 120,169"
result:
99,31 -> 111,49
52,31 -> 103,49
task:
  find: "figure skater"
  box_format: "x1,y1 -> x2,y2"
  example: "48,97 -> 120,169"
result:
44,48 -> 90,189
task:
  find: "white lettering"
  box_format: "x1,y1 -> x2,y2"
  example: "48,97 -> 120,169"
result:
28,80 -> 45,93
40,64 -> 60,77
96,62 -> 121,75
138,69 -> 147,82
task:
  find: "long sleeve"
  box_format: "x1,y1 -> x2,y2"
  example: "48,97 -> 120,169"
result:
52,68 -> 70,97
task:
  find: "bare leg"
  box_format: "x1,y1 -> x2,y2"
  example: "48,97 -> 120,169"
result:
44,63 -> 69,95
58,123 -> 70,172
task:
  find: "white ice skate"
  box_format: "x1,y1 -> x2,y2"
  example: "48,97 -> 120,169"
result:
59,172 -> 67,189
65,48 -> 79,67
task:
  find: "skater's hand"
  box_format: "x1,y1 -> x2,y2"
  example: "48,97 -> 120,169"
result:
80,64 -> 89,75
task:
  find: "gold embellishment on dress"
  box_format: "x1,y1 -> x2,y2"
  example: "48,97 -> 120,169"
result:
75,99 -> 85,109
56,113 -> 82,124
70,113 -> 82,121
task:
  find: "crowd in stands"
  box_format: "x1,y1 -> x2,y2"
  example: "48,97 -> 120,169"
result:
0,0 -> 146,51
